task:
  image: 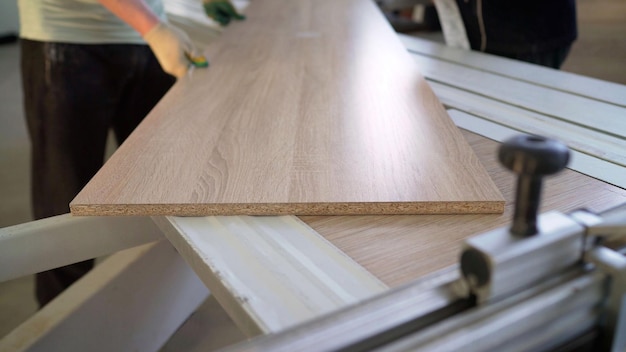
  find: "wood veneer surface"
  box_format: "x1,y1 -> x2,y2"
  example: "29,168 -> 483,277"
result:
70,0 -> 503,216
303,131 -> 626,287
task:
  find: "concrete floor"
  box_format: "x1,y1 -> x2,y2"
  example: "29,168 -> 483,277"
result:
562,0 -> 626,84
1,0 -> 625,348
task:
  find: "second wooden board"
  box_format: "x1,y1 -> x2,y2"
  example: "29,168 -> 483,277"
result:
70,0 -> 503,216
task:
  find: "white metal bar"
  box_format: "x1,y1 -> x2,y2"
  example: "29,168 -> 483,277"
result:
399,33 -> 626,107
153,215 -> 388,337
429,81 -> 626,167
0,240 -> 209,352
448,109 -> 626,190
410,54 -> 626,138
391,273 -> 604,351
0,214 -> 163,282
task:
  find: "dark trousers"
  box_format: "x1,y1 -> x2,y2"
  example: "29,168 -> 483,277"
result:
493,45 -> 572,69
20,39 -> 175,306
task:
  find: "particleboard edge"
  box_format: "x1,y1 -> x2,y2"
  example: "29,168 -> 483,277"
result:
70,200 -> 505,217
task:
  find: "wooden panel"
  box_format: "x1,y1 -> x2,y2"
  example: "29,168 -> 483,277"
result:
302,130 -> 626,287
153,215 -> 387,336
70,0 -> 503,216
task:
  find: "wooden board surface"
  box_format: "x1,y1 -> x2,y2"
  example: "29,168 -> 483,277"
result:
70,0 -> 503,216
303,130 -> 626,287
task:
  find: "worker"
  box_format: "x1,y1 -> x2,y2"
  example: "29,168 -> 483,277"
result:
455,0 -> 577,69
18,0 -> 244,307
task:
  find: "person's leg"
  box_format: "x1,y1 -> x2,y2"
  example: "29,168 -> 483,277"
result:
21,40 -> 116,218
21,40 -> 118,306
111,44 -> 175,144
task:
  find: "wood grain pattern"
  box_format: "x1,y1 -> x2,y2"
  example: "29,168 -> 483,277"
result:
154,215 -> 387,336
302,130 -> 626,287
70,0 -> 503,216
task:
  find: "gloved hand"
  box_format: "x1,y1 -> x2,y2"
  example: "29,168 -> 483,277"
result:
203,0 -> 246,26
143,22 -> 202,78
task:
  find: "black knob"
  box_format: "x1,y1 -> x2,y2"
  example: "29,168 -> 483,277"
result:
498,135 -> 570,237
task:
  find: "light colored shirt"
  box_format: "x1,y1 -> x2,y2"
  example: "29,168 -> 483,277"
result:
19,0 -> 167,44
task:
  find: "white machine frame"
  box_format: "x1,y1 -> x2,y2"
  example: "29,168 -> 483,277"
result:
1,33 -> 625,351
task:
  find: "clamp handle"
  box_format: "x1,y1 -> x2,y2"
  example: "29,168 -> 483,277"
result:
498,135 -> 570,237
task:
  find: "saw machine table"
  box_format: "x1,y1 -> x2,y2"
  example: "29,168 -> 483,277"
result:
2,3 -> 626,351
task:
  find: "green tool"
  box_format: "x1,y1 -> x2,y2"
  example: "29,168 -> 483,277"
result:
186,53 -> 209,68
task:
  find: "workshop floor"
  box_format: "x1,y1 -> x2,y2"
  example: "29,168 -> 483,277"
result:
1,0 -> 625,348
